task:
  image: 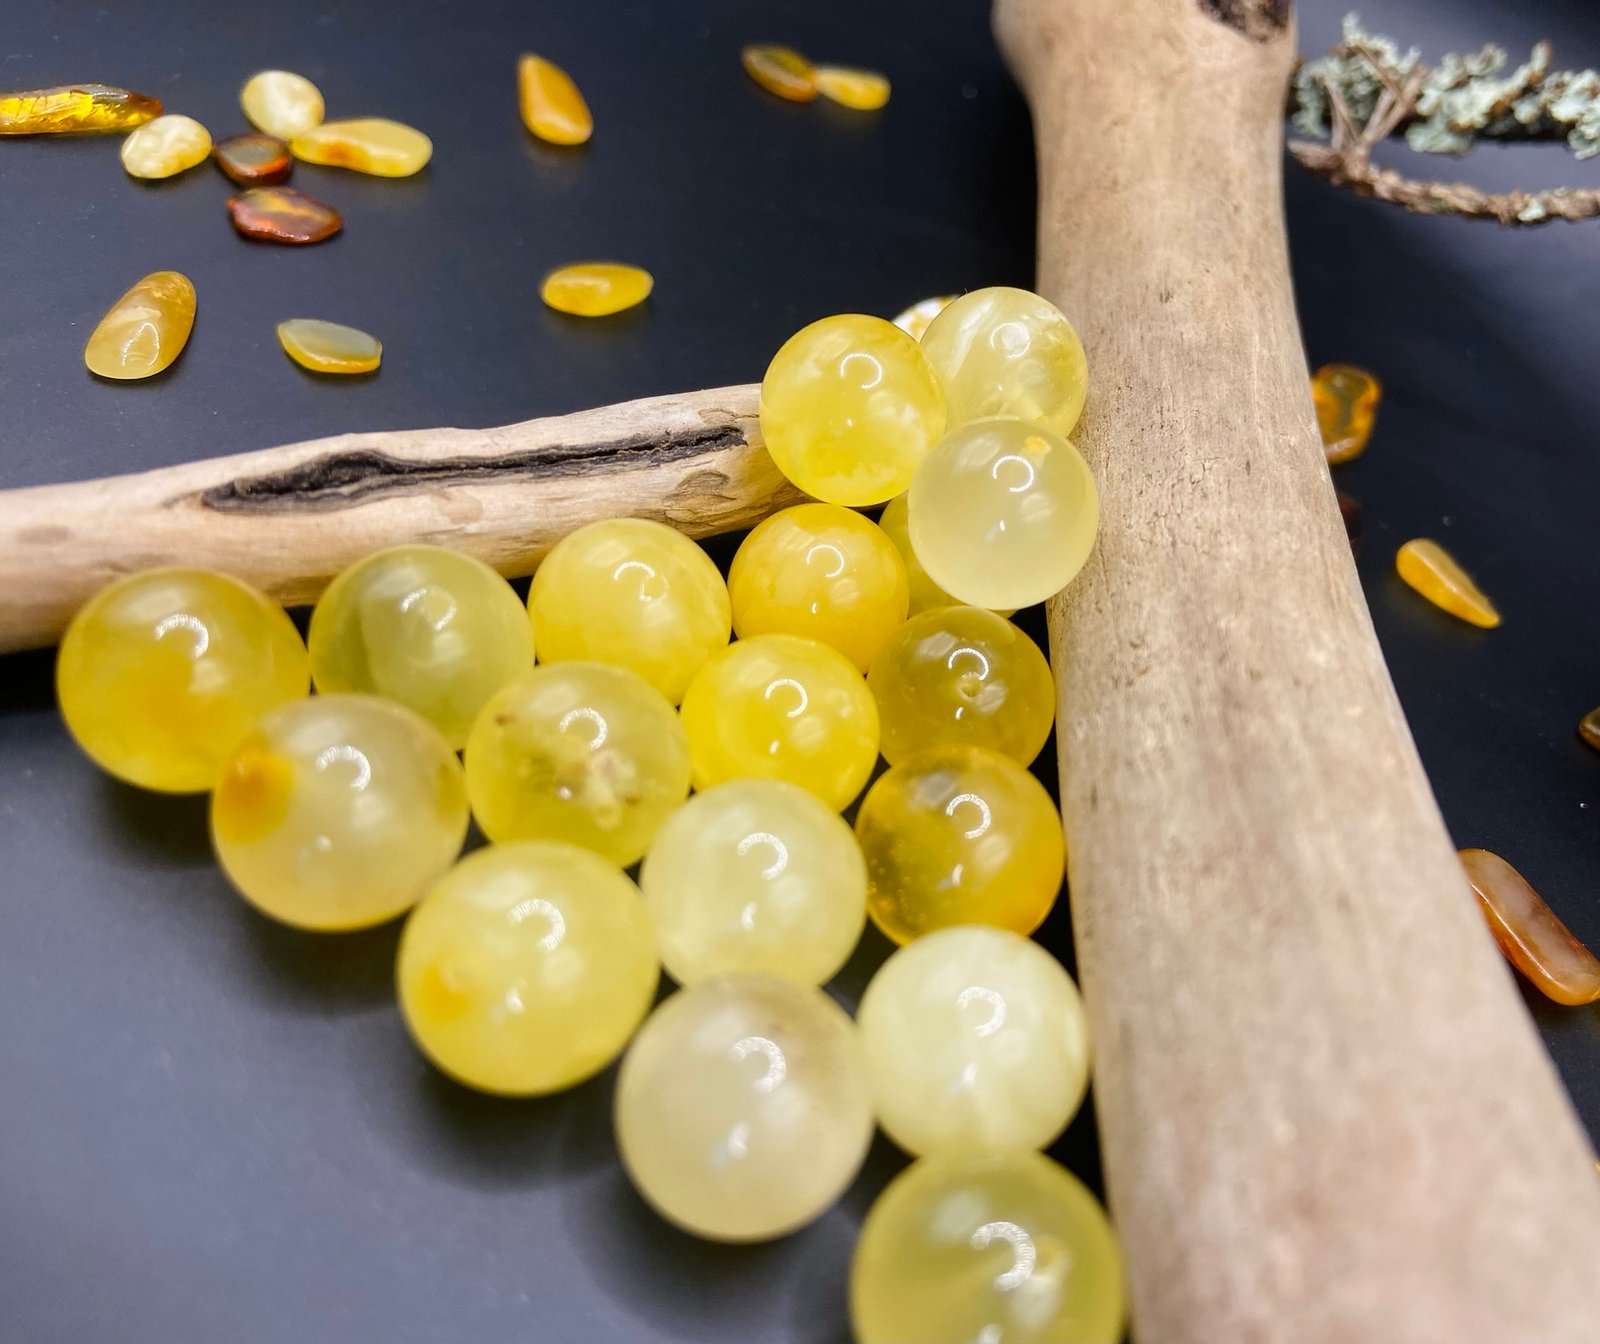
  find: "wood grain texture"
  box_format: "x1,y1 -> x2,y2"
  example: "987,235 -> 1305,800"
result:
0,384 -> 794,651
995,0 -> 1600,1339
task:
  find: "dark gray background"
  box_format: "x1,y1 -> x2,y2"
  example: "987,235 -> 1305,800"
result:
3,1 -> 1598,1340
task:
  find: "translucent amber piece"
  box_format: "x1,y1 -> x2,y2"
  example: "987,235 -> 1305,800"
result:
540,263 -> 653,317
878,492 -> 1015,616
227,186 -> 342,244
83,271 -> 196,380
1461,849 -> 1600,1006
0,84 -> 160,134
1580,707 -> 1600,753
891,295 -> 955,341
1396,538 -> 1501,628
851,1148 -> 1125,1344
517,53 -> 592,145
291,117 -> 431,177
240,70 -> 324,141
741,44 -> 818,102
119,113 -> 211,179
814,65 -> 891,111
277,318 -> 382,375
1312,362 -> 1381,465
213,132 -> 291,185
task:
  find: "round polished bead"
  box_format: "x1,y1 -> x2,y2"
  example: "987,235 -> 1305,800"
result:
877,492 -> 963,616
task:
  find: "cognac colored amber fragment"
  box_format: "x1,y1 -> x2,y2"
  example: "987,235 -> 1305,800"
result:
814,65 -> 891,111
0,83 -> 160,134
84,271 -> 195,380
1461,849 -> 1600,1006
213,133 -> 292,185
1312,362 -> 1381,465
1337,492 -> 1361,556
1580,707 -> 1600,753
1395,538 -> 1500,628
517,53 -> 592,145
227,187 -> 342,245
742,44 -> 818,102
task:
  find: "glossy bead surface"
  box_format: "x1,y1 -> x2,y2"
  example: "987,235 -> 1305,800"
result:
227,186 -> 342,244
891,294 -> 954,341
909,418 -> 1098,610
58,569 -> 308,793
1312,362 -> 1381,465
291,117 -> 432,177
517,53 -> 592,145
83,271 -> 196,380
920,286 -> 1089,437
679,634 -> 879,811
760,314 -> 946,507
213,132 -> 292,185
1395,538 -> 1500,628
1461,848 -> 1600,1006
0,84 -> 160,134
741,44 -> 818,102
640,779 -> 867,986
212,694 -> 467,930
615,974 -> 873,1241
814,65 -> 891,110
464,663 -> 690,865
240,70 -> 324,140
857,745 -> 1064,944
277,318 -> 382,374
308,545 -> 531,747
858,926 -> 1089,1155
851,1148 -> 1125,1344
120,113 -> 211,179
869,606 -> 1054,766
398,842 -> 658,1094
877,492 -> 989,616
540,262 -> 653,316
727,502 -> 909,671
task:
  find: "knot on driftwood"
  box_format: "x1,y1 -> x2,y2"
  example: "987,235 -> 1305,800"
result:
1199,0 -> 1290,43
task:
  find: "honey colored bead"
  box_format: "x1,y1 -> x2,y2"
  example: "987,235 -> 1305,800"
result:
760,314 -> 947,507
741,44 -> 818,102
1312,362 -> 1381,465
879,492 -> 1010,616
891,295 -> 955,341
213,132 -> 291,185
517,53 -> 592,145
851,1148 -> 1125,1344
814,65 -> 891,111
869,606 -> 1054,766
1395,538 -> 1501,628
83,271 -> 196,380
227,186 -> 342,245
858,926 -> 1090,1155
277,318 -> 382,374
1461,849 -> 1600,1006
240,70 -> 324,141
728,503 -> 909,672
615,974 -> 874,1241
57,569 -> 308,793
398,842 -> 658,1095
1580,707 -> 1600,753
540,262 -> 653,317
291,117 -> 432,177
0,84 -> 160,134
857,745 -> 1064,945
680,634 -> 880,811
118,113 -> 211,179
307,544 -> 529,746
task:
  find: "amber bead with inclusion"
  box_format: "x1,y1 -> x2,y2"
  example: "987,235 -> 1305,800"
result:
213,133 -> 292,185
1312,362 -> 1381,465
227,186 -> 343,244
84,271 -> 196,380
1395,539 -> 1500,628
0,84 -> 160,133
1460,849 -> 1600,1006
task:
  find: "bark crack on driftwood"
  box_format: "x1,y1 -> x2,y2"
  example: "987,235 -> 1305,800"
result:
197,424 -> 749,514
1198,0 -> 1289,43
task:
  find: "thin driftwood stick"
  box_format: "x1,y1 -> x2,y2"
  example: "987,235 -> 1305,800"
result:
0,384 -> 795,652
997,0 -> 1600,1339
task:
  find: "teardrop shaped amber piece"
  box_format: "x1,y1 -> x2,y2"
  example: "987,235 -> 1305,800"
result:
83,271 -> 195,380
1395,538 -> 1500,628
227,186 -> 342,244
1312,363 -> 1381,465
517,54 -> 592,145
1461,848 -> 1600,1005
0,83 -> 161,133
214,133 -> 292,185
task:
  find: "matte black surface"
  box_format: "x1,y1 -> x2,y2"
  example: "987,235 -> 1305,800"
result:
2,2 -> 1598,1341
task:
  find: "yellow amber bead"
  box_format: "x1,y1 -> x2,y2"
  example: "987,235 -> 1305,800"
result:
398,842 -> 659,1095
727,503 -> 909,672
57,568 -> 308,793
0,84 -> 160,134
83,271 -> 196,381
240,70 -> 324,141
680,634 -> 880,811
212,695 -> 468,930
814,65 -> 891,111
277,318 -> 382,375
1312,362 -> 1381,465
857,744 -> 1064,945
119,113 -> 211,179
760,314 -> 946,506
517,53 -> 592,145
291,118 -> 432,177
879,492 -> 982,616
741,44 -> 819,102
1396,538 -> 1501,628
529,518 -> 730,703
540,262 -> 654,317
891,295 -> 955,341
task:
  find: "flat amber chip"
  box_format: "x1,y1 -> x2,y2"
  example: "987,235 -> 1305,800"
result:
742,44 -> 818,102
291,117 -> 432,177
0,83 -> 161,134
1461,848 -> 1600,1006
517,53 -> 592,145
1312,362 -> 1381,465
277,318 -> 381,375
814,65 -> 890,110
541,262 -> 653,316
83,271 -> 196,380
227,186 -> 343,245
1395,538 -> 1500,628
214,133 -> 292,185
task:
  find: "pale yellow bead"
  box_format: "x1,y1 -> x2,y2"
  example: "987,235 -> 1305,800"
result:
120,114 -> 211,179
240,70 -> 325,140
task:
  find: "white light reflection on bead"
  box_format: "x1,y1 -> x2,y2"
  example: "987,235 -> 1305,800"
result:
399,584 -> 457,631
970,1220 -> 1037,1290
314,744 -> 371,790
736,831 -> 789,880
956,985 -> 1006,1036
945,791 -> 992,839
153,612 -> 208,656
805,542 -> 847,579
989,319 -> 1030,358
764,678 -> 809,718
729,1036 -> 787,1093
946,645 -> 990,679
507,897 -> 566,950
558,706 -> 608,748
614,559 -> 668,601
992,453 -> 1037,494
840,352 -> 884,389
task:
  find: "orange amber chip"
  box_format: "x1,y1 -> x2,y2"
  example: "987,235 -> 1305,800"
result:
1311,362 -> 1381,465
517,53 -> 592,145
742,44 -> 818,102
1395,538 -> 1500,628
1580,707 -> 1600,753
227,186 -> 342,245
1461,849 -> 1600,1006
0,83 -> 160,133
814,65 -> 891,111
214,132 -> 292,185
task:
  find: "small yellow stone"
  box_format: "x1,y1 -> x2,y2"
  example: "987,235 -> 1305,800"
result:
277,318 -> 382,375
1395,538 -> 1501,628
291,117 -> 432,177
814,65 -> 891,111
240,70 -> 324,141
84,271 -> 196,380
541,262 -> 654,317
517,53 -> 592,146
119,113 -> 211,180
